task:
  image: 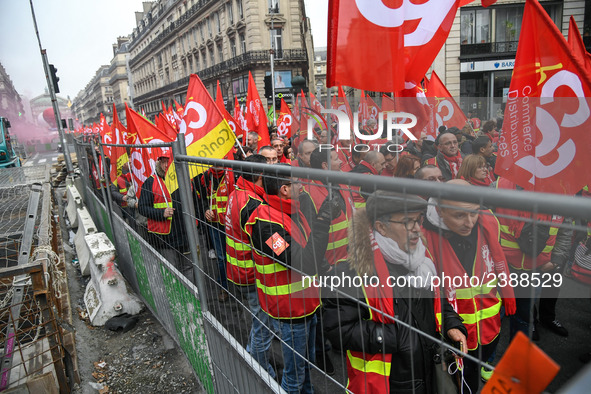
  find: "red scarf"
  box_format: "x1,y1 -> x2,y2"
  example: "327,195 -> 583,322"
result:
359,160 -> 378,175
444,152 -> 462,178
264,193 -> 310,244
235,176 -> 265,198
470,177 -> 491,187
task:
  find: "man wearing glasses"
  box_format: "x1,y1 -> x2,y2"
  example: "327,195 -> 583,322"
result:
424,131 -> 464,181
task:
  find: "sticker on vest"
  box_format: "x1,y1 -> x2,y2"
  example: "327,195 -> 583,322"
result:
481,245 -> 494,274
266,232 -> 289,255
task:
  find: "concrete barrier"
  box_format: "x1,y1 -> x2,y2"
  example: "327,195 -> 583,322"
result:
65,185 -> 83,229
83,232 -> 143,326
73,207 -> 97,276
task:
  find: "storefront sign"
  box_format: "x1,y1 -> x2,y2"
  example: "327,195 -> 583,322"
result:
461,59 -> 515,73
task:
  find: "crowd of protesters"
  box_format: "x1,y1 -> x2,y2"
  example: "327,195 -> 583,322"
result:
83,113 -> 591,394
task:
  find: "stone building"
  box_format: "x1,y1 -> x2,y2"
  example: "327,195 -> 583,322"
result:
0,62 -> 24,120
73,65 -> 113,125
110,37 -> 133,124
128,0 -> 314,119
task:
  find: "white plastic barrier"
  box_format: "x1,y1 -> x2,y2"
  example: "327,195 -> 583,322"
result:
65,184 -> 83,229
83,232 -> 143,326
73,207 -> 97,276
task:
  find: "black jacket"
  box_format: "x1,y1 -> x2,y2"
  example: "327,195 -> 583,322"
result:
138,175 -> 189,251
323,261 -> 466,394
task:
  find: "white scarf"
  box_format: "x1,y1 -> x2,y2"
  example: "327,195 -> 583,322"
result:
373,230 -> 437,289
426,198 -> 449,231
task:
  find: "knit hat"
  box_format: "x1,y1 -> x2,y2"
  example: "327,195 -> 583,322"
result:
366,191 -> 427,221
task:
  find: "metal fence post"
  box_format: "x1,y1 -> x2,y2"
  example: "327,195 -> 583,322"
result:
172,133 -> 209,314
98,143 -> 116,234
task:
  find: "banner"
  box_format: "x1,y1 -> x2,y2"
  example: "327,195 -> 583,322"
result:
425,71 -> 469,132
495,0 -> 591,194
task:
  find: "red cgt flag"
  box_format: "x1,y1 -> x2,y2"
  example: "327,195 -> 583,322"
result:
425,71 -> 469,132
568,16 -> 591,73
495,0 -> 591,194
216,80 -> 246,142
328,0 -> 460,92
245,72 -> 270,148
108,104 -> 129,184
394,83 -> 434,140
276,98 -> 293,139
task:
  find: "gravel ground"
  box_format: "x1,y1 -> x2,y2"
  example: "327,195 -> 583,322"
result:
57,187 -> 205,394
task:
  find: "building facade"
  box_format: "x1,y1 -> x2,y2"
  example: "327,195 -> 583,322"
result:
128,0 -> 314,119
110,37 -> 133,124
0,62 -> 24,120
73,65 -> 113,125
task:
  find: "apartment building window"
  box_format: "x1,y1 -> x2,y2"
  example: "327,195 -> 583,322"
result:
207,18 -> 212,37
269,0 -> 279,14
460,9 -> 490,44
216,11 -> 221,33
237,0 -> 243,19
270,28 -> 283,57
200,23 -> 205,42
227,2 -> 234,24
230,38 -> 237,58
239,33 -> 246,54
193,27 -> 199,45
210,48 -> 215,66
217,44 -> 224,62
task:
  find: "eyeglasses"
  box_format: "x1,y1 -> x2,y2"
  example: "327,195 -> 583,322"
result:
387,214 -> 424,230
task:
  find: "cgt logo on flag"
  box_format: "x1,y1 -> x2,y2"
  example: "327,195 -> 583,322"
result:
266,232 -> 289,255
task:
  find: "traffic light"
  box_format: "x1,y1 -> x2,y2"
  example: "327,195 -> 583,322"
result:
264,75 -> 272,98
49,64 -> 60,93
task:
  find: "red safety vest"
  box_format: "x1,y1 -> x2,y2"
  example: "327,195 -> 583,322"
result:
245,195 -> 320,319
225,177 -> 264,286
117,175 -> 128,208
346,233 -> 443,393
496,177 -> 563,270
423,213 -> 505,350
147,176 -> 172,235
303,181 -> 354,265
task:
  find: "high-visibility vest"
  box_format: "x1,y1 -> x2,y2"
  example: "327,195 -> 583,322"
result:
496,177 -> 562,270
116,175 -> 129,208
346,239 -> 443,393
303,181 -> 353,265
245,196 -> 320,319
225,177 -> 264,286
148,176 -> 172,235
423,213 -> 503,350
210,173 -> 232,224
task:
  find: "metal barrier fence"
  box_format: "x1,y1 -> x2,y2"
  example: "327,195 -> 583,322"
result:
72,135 -> 591,394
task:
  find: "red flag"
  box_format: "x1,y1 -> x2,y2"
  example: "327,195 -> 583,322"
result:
395,83 -> 434,140
460,0 -> 497,6
245,72 -> 270,147
328,0 -> 460,91
568,16 -> 591,73
234,97 -> 248,139
108,104 -> 129,184
495,0 -> 591,194
425,71 -> 469,132
309,92 -> 324,114
173,100 -> 184,129
276,98 -> 293,139
216,80 -> 245,142
168,74 -> 237,193
158,112 -> 178,141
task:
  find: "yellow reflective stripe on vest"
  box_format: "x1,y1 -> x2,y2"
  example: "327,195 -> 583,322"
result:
255,276 -> 312,296
119,188 -> 128,193
226,237 -> 251,252
499,225 -> 512,235
459,298 -> 501,325
329,220 -> 348,232
347,350 -> 391,376
256,262 -> 288,275
500,238 -> 520,249
354,201 -> 366,209
226,254 -> 254,268
549,227 -> 559,236
455,279 -> 498,299
326,237 -> 348,251
154,202 -> 171,208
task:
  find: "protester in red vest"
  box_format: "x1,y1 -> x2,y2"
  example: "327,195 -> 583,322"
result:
224,154 -> 278,378
350,150 -> 386,207
138,154 -> 193,280
245,167 -> 342,393
323,191 -> 467,394
424,132 -> 463,181
422,180 -> 516,393
109,162 -> 135,226
292,139 -> 317,168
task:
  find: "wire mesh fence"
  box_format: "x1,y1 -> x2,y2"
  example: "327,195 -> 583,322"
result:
75,136 -> 591,393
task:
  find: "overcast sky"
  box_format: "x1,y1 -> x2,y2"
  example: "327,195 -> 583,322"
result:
0,0 -> 328,101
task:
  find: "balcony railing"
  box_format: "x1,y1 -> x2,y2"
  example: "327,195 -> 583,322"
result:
133,49 -> 307,104
460,41 -> 519,59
